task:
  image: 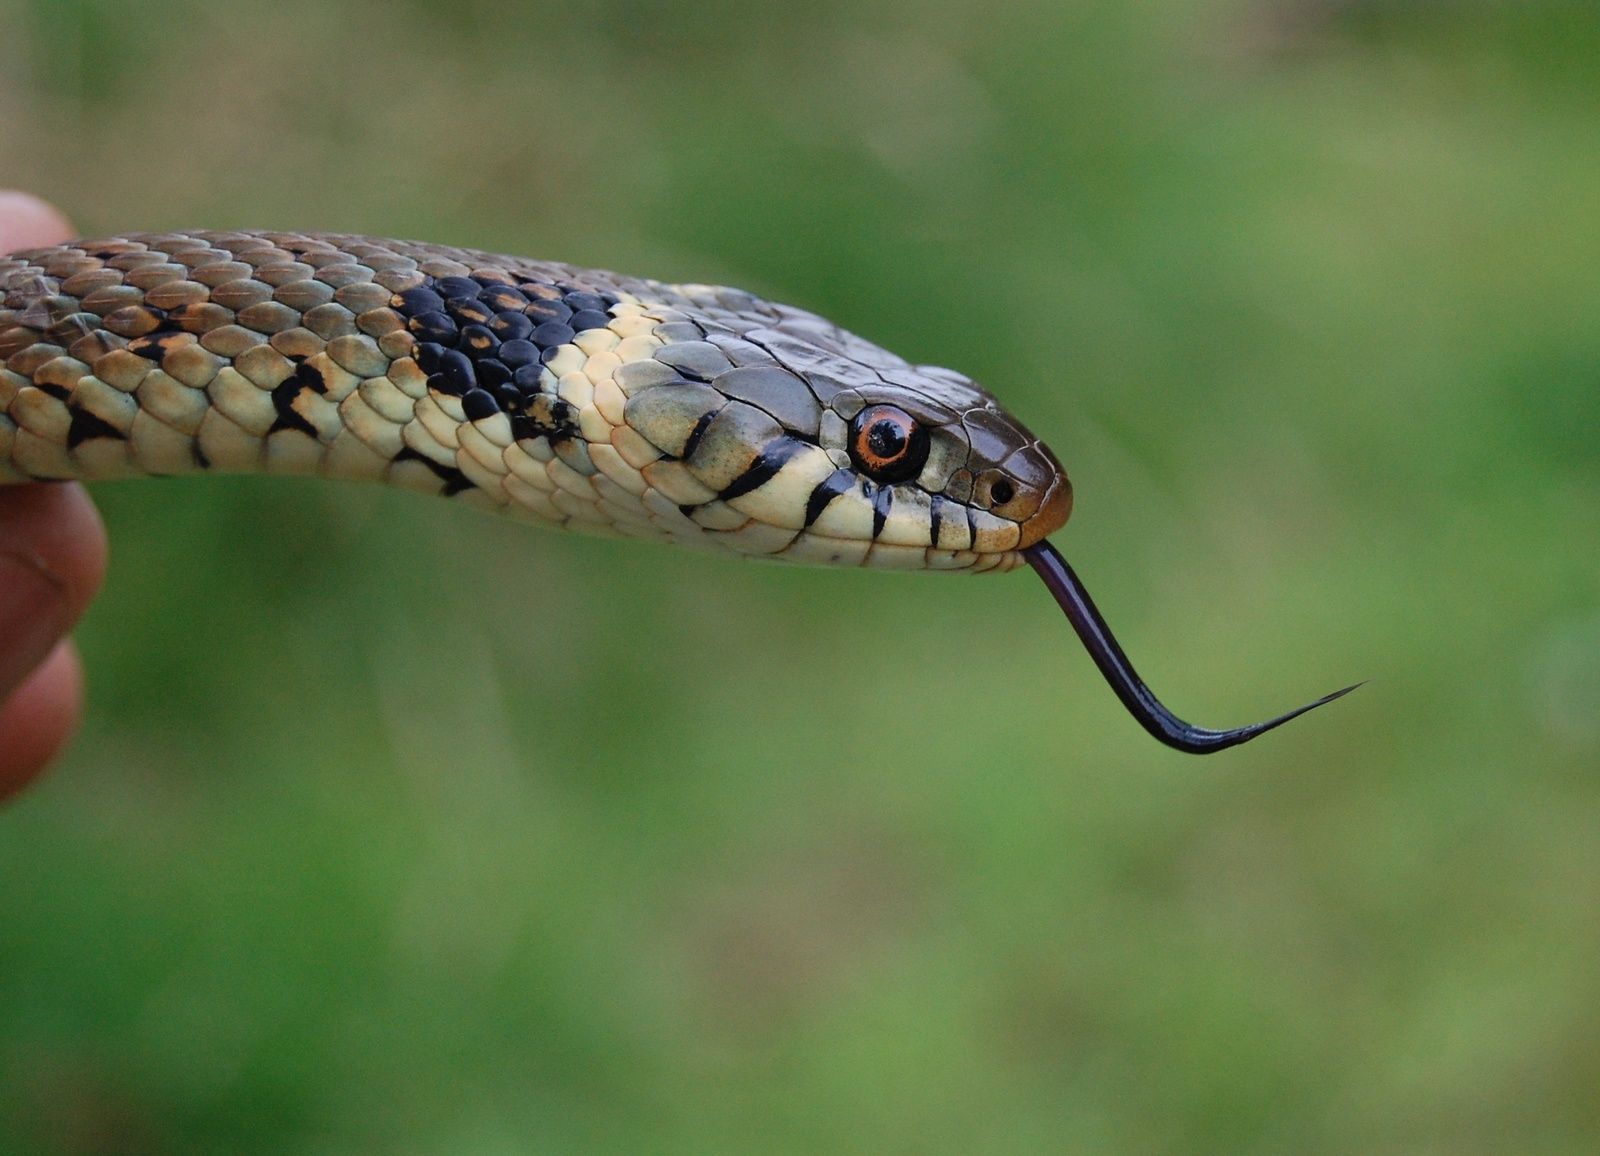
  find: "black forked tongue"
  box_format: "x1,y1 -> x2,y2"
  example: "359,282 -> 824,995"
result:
1023,540 -> 1359,754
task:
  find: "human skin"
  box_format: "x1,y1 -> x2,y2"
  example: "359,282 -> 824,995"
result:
0,192 -> 108,801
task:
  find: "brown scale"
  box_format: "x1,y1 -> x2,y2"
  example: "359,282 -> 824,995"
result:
125,331 -> 194,362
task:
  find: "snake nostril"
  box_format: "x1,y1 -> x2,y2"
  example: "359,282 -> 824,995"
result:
990,479 -> 1015,506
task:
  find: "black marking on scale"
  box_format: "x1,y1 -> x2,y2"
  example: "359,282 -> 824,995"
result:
680,409 -> 716,462
65,407 -> 125,448
871,483 -> 893,541
509,395 -> 576,444
803,469 -> 854,529
717,438 -> 802,502
126,330 -> 188,363
394,444 -> 473,495
268,378 -> 319,438
294,360 -> 328,394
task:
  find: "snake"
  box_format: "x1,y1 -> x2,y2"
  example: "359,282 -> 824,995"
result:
0,230 -> 1356,753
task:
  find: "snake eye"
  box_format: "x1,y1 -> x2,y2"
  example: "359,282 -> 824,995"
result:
848,405 -> 929,484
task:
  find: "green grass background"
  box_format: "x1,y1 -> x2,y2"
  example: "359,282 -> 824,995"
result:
2,0 -> 1599,1151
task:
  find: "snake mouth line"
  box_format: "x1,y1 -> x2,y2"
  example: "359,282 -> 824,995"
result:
1023,539 -> 1360,754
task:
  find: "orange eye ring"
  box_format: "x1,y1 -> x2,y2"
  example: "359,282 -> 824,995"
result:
848,405 -> 930,484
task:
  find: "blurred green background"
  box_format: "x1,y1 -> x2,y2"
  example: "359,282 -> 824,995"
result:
2,0 -> 1599,1151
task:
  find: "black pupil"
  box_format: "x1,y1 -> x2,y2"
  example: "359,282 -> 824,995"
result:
866,418 -> 907,459
991,479 -> 1015,504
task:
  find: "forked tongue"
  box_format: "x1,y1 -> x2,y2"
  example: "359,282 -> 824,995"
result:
1022,540 -> 1360,754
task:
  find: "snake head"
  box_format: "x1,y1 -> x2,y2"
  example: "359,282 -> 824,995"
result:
614,296 -> 1071,571
605,288 -> 1354,754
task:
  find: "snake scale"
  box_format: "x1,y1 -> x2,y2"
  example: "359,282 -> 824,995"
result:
0,230 -> 1354,752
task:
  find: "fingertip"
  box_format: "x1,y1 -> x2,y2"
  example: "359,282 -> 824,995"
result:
0,192 -> 74,252
0,641 -> 83,802
0,483 -> 108,622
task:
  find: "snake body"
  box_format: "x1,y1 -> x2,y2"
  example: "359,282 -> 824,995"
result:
0,231 -> 1071,571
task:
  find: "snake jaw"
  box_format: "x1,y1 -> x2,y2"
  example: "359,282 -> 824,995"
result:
1023,538 -> 1360,753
